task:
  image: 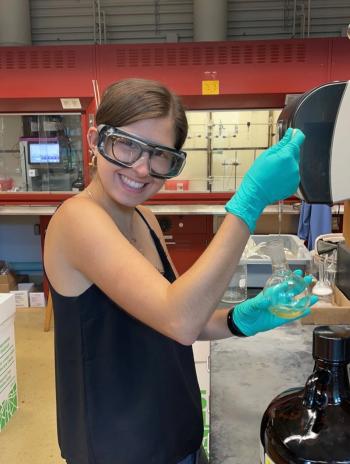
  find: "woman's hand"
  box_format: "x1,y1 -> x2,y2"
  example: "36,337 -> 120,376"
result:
225,128 -> 305,233
232,271 -> 318,337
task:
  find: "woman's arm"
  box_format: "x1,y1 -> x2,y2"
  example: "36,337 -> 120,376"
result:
197,309 -> 233,341
44,197 -> 249,346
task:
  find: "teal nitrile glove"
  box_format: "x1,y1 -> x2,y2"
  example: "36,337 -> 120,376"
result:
225,128 -> 305,233
232,272 -> 318,337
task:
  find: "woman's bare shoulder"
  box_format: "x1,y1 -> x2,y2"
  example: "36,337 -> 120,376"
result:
44,196 -> 124,295
45,196 -> 119,270
48,196 -> 115,236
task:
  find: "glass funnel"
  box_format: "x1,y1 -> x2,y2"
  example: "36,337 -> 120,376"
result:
262,239 -> 312,319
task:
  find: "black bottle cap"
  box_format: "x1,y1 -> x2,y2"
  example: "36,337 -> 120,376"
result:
313,325 -> 350,362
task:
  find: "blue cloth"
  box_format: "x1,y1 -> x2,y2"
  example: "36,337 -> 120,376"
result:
297,201 -> 332,250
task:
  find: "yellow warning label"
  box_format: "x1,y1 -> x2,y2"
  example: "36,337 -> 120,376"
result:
202,80 -> 220,95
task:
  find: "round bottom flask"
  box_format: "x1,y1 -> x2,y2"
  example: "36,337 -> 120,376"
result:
262,239 -> 311,318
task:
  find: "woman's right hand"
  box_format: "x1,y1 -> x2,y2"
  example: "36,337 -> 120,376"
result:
225,128 -> 305,233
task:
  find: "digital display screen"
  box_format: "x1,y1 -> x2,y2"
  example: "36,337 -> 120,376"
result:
28,142 -> 60,164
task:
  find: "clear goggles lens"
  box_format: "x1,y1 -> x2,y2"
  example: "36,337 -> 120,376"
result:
97,125 -> 186,179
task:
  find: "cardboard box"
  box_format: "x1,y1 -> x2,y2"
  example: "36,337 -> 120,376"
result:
193,341 -> 210,363
29,292 -> 46,308
0,273 -> 16,293
301,286 -> 350,325
10,290 -> 29,308
18,283 -> 35,292
0,293 -> 18,431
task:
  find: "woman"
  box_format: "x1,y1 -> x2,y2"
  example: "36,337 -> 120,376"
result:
44,78 -> 315,464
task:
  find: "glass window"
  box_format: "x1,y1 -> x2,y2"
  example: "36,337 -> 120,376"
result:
161,109 -> 282,193
0,114 -> 84,192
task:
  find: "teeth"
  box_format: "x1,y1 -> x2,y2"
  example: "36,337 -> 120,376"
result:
120,174 -> 145,190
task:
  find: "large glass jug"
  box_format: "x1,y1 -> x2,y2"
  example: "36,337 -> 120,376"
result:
260,325 -> 350,463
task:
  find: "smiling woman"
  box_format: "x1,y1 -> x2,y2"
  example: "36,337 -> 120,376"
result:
44,78 -> 209,464
43,78 -> 311,464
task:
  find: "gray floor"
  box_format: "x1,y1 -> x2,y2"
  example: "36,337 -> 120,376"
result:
210,320 -> 315,464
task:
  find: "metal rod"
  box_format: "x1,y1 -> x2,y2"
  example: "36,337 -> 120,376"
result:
307,0 -> 311,37
292,0 -> 297,37
300,4 -> 305,38
97,0 -> 102,44
207,112 -> 213,192
278,200 -> 283,235
102,10 -> 107,43
92,0 -> 96,43
154,0 -> 160,36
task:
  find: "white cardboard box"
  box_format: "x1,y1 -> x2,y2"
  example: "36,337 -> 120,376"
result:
10,290 -> 29,308
193,340 -> 210,363
0,293 -> 17,431
18,283 -> 35,292
29,292 -> 46,308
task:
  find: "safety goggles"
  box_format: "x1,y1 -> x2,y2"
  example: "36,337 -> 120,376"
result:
97,125 -> 187,179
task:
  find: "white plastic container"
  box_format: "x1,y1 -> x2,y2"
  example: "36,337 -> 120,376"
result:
0,293 -> 17,431
244,234 -> 311,288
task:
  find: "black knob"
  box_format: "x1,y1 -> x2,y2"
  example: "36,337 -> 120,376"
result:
313,325 -> 350,362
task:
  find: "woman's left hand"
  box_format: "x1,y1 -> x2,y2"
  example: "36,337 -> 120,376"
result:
232,271 -> 318,336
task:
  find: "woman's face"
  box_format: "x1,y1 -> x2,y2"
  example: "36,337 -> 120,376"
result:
90,115 -> 176,207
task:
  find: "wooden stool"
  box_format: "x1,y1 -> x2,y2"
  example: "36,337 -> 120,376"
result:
44,291 -> 53,332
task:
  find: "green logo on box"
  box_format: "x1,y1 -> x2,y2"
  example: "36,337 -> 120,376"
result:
201,389 -> 210,456
0,384 -> 17,431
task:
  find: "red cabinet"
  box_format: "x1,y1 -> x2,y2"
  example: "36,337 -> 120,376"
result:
157,215 -> 214,275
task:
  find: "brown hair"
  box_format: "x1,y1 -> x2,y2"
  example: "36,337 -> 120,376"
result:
96,78 -> 188,149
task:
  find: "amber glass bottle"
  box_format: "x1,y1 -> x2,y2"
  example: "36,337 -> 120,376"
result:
260,326 -> 350,464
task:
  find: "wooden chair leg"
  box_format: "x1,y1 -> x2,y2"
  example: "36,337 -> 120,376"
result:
44,291 -> 53,332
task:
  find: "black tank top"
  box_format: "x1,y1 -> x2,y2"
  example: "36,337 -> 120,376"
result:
50,208 -> 203,464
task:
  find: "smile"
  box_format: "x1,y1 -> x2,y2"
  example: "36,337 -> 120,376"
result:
120,174 -> 146,190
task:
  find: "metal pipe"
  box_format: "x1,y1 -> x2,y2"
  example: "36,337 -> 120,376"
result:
292,0 -> 297,37
92,0 -> 96,43
194,0 -> 227,41
97,0 -> 102,44
307,0 -> 311,37
102,10 -> 107,43
207,113 -> 213,193
0,0 -> 31,45
300,3 -> 305,38
154,0 -> 160,36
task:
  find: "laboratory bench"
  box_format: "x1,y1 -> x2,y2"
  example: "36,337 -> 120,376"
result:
0,202 -> 343,290
0,203 -> 309,216
209,310 -> 315,464
0,203 -> 305,277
